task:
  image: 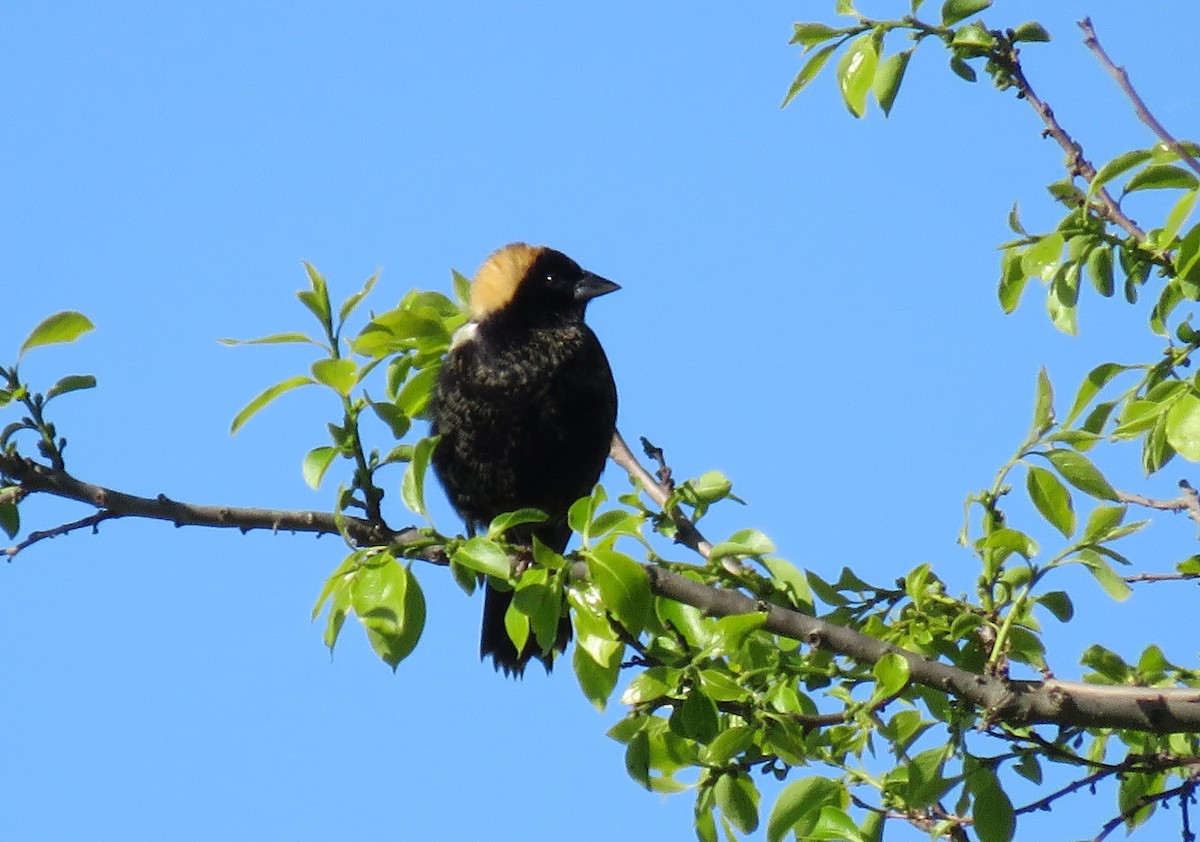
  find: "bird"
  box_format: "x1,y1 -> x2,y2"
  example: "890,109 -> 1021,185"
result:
429,243 -> 619,677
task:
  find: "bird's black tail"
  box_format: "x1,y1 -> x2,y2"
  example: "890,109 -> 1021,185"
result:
481,584 -> 572,678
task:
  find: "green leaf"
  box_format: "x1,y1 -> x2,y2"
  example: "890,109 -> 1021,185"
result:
998,247 -> 1029,313
1020,232 -> 1063,282
1078,551 -> 1133,601
1030,367 -> 1054,435
872,652 -> 911,699
949,53 -> 977,82
670,688 -> 720,744
781,43 -> 838,108
1089,149 -> 1151,197
1178,224 -> 1200,287
1162,189 -> 1199,246
1083,504 -> 1126,542
1047,263 -> 1079,335
302,446 -> 340,489
298,261 -> 333,332
1011,21 -> 1051,42
452,536 -> 512,579
217,332 -> 318,347
1042,449 -> 1118,500
310,358 -> 359,396
486,508 -> 549,539
714,772 -> 759,835
767,777 -> 846,842
395,366 -> 438,419
872,49 -> 911,116
941,0 -> 990,26
44,374 -> 97,401
369,400 -> 411,439
1118,772 -> 1163,831
1037,590 -> 1074,622
1125,164 -> 1199,193
0,499 -> 19,539
401,435 -> 439,518
1085,245 -> 1115,297
350,559 -> 426,670
337,271 -> 379,325
1025,466 -> 1075,537
230,375 -> 315,434
1082,643 -> 1132,682
811,807 -> 869,842
790,22 -> 842,49
1166,393 -> 1200,461
587,542 -> 651,635
573,639 -> 620,711
711,611 -> 768,652
18,311 -> 94,358
1066,363 -> 1126,425
836,34 -> 878,118
692,470 -> 733,504
969,768 -> 1015,842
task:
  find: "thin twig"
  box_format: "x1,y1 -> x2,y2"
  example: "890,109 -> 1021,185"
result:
1117,480 -> 1200,534
1094,777 -> 1200,841
609,430 -> 714,561
0,451 -> 424,558
993,39 -> 1146,241
1078,17 -> 1200,179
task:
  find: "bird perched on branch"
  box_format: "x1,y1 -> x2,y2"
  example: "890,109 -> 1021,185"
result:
430,243 -> 619,676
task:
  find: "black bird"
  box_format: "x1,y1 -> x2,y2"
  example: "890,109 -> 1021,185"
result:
430,243 -> 619,676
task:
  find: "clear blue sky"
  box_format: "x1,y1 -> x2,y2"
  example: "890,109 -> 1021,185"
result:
3,2 -> 1198,840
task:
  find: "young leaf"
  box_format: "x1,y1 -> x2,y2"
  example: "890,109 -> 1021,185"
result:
44,374 -> 97,401
401,435 -> 439,518
1011,21 -> 1051,42
835,34 -> 878,118
230,375 -> 315,434
1085,245 -> 1115,297
1030,367 -> 1054,435
586,542 -> 651,635
1088,149 -> 1151,197
310,358 -> 359,396
18,311 -> 94,358
714,772 -> 759,835
1020,232 -> 1063,282
968,768 -> 1015,842
873,49 -> 912,116
941,0 -> 991,27
872,652 -> 911,699
1025,466 -> 1075,537
790,22 -> 841,49
781,43 -> 838,108
452,536 -> 512,579
767,777 -> 846,842
1124,164 -> 1199,193
302,446 -> 340,489
1042,449 -> 1118,500
1165,392 -> 1200,461
1065,363 -> 1126,426
350,559 -> 427,670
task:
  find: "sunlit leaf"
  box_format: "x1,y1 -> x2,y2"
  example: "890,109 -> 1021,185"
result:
230,375 -> 315,434
18,311 -> 94,358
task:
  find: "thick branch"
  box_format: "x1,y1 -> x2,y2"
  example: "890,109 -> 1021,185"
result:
640,565 -> 1200,733
8,448 -> 1200,733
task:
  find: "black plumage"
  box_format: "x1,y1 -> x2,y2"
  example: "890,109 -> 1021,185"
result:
430,243 -> 619,676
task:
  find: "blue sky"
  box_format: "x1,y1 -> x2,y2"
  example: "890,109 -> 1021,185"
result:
3,2 -> 1198,840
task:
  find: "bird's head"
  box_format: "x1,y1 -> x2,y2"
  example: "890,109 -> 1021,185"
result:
469,243 -> 620,325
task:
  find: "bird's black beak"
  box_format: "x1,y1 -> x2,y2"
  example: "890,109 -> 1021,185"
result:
574,270 -> 621,302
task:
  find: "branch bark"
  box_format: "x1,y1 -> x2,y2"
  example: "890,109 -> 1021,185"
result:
6,448 -> 1200,733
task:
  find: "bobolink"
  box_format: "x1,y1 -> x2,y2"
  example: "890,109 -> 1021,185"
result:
430,243 -> 619,676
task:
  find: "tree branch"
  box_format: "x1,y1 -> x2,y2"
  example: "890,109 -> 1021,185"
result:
8,447 -> 1200,733
0,451 -> 418,556
1078,17 -> 1200,179
993,36 -> 1147,241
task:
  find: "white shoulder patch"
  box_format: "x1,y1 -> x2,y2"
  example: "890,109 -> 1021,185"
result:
449,321 -> 479,350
